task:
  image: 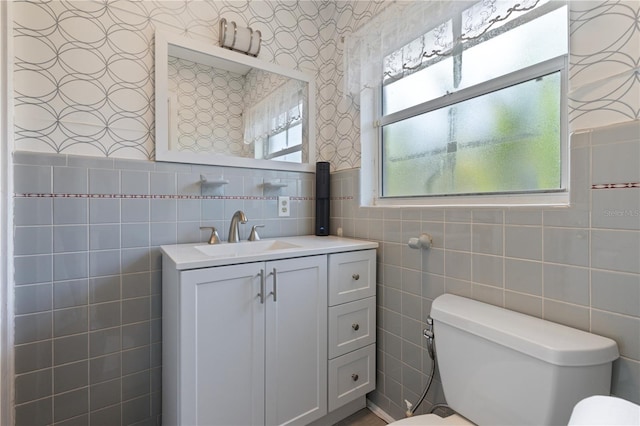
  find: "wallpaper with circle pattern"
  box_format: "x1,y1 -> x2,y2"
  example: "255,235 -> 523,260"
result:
168,55 -> 248,157
568,1 -> 640,131
168,54 -> 298,159
12,0 -> 386,170
11,0 -> 640,171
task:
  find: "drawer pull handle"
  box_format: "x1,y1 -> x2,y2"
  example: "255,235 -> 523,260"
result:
351,373 -> 359,381
352,323 -> 360,331
352,273 -> 360,281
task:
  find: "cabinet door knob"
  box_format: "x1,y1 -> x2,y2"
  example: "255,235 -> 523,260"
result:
352,323 -> 360,331
351,373 -> 359,381
352,273 -> 360,280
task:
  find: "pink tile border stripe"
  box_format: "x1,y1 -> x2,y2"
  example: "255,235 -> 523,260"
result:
591,182 -> 640,190
13,193 -> 356,201
14,193 -> 314,201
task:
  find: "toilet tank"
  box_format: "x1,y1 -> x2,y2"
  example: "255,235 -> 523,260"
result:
430,294 -> 619,426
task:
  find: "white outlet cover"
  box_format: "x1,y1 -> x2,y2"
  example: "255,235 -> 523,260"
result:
278,196 -> 290,217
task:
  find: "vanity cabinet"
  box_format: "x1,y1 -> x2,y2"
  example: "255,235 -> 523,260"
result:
163,256 -> 327,426
162,236 -> 378,426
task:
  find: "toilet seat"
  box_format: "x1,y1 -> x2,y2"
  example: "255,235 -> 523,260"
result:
388,413 -> 474,425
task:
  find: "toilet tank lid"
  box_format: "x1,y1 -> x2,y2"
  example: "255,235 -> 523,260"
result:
431,294 -> 619,366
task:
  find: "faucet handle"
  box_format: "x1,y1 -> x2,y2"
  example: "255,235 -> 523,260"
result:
200,226 -> 221,245
248,225 -> 265,241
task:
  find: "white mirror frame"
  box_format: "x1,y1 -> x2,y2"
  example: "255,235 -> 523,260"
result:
155,31 -> 316,172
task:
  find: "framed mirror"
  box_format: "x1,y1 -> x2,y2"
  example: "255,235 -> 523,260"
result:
155,31 -> 316,172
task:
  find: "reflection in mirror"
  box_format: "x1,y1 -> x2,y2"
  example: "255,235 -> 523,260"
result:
155,31 -> 316,172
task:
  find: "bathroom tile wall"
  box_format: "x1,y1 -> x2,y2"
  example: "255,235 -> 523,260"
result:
9,0 -> 640,424
331,119 -> 640,419
12,152 -> 314,425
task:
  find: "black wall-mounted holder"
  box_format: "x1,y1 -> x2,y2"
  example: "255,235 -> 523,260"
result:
315,162 -> 330,236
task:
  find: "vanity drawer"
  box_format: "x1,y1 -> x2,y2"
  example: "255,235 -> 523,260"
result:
329,297 -> 375,359
328,250 -> 376,306
328,344 -> 375,412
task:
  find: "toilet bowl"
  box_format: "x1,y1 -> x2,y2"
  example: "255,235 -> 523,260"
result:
568,395 -> 640,425
392,395 -> 640,426
387,294 -> 619,426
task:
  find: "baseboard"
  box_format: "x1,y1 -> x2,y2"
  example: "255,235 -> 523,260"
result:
307,397 -> 366,426
366,399 -> 397,424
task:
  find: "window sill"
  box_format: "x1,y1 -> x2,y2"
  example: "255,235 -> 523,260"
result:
368,191 -> 570,208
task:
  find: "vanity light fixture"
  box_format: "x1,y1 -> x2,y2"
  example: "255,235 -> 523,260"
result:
219,18 -> 261,57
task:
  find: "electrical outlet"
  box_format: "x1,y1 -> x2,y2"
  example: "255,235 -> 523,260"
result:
278,196 -> 290,217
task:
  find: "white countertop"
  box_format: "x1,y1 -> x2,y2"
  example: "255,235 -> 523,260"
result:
161,235 -> 378,270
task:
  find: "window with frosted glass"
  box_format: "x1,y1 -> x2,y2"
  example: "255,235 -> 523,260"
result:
380,1 -> 568,198
267,122 -> 302,163
264,104 -> 303,163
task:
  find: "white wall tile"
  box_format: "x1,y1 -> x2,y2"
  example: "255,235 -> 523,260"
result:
592,141 -> 640,184
505,259 -> 542,296
505,226 -> 542,260
611,358 -> 640,403
543,299 -> 590,331
504,291 -> 542,318
445,251 -> 471,281
472,224 -> 503,256
592,189 -> 640,230
592,229 -> 640,274
472,254 -> 504,287
543,264 -> 590,306
543,227 -> 589,267
592,270 -> 640,317
592,310 -> 640,360
444,223 -> 471,252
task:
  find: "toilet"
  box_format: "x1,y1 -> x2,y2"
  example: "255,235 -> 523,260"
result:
389,294 -> 619,426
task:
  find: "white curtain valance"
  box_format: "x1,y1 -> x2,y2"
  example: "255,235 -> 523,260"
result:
344,0 -> 559,103
243,79 -> 305,146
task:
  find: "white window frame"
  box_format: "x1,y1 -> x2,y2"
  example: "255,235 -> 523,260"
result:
360,7 -> 570,208
264,117 -> 303,161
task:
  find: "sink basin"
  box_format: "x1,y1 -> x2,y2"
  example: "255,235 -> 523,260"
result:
162,235 -> 379,270
195,240 -> 301,258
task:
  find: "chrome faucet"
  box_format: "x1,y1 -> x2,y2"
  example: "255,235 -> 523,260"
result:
200,226 -> 221,245
248,224 -> 264,241
228,210 -> 248,243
